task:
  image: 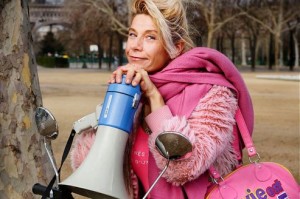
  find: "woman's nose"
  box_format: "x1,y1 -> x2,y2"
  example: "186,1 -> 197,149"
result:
132,37 -> 143,50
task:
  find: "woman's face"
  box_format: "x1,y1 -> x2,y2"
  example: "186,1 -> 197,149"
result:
125,14 -> 170,73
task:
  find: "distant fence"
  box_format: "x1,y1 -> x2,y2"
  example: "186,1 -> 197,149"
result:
68,57 -> 118,69
37,56 -> 125,70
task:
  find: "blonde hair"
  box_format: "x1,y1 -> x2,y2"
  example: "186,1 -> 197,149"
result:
131,0 -> 194,58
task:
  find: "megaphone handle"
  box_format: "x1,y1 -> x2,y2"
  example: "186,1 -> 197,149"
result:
143,158 -> 170,199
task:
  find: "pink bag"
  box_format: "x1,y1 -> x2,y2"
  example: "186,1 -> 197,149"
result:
206,109 -> 299,199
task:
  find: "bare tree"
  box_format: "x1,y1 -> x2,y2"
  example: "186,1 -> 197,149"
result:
65,0 -> 129,37
0,0 -> 54,198
186,0 -> 245,47
61,0 -> 129,69
83,0 -> 128,36
62,0 -> 111,68
221,13 -> 245,64
185,3 -> 206,47
239,14 -> 263,70
293,25 -> 300,69
239,0 -> 299,70
286,17 -> 300,70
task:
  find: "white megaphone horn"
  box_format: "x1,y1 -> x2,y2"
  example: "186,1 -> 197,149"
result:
59,75 -> 141,199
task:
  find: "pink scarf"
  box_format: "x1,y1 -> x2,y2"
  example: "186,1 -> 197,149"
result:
148,47 -> 254,198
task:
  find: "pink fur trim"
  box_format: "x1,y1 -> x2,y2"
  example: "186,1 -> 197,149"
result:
70,128 -> 96,171
149,85 -> 238,186
130,169 -> 139,199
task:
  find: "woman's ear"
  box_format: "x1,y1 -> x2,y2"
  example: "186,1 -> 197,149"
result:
175,40 -> 185,56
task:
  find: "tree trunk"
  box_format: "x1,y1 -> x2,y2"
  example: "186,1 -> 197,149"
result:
268,33 -> 274,70
216,34 -> 223,52
293,32 -> 299,69
97,44 -> 103,69
230,35 -> 235,64
287,29 -> 294,71
0,1 -> 54,198
118,35 -> 124,66
279,42 -> 284,68
207,27 -> 214,48
108,32 -> 113,70
241,34 -> 247,66
274,32 -> 281,71
274,0 -> 284,71
248,36 -> 257,71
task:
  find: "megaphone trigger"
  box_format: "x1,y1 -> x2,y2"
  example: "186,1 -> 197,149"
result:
73,104 -> 102,134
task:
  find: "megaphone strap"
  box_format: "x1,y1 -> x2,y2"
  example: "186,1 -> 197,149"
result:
41,129 -> 76,199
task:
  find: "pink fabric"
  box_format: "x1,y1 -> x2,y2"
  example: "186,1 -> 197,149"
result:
145,86 -> 238,198
130,169 -> 139,199
146,47 -> 254,198
147,86 -> 238,184
145,105 -> 173,133
149,47 -> 254,134
70,128 -> 96,170
131,127 -> 150,192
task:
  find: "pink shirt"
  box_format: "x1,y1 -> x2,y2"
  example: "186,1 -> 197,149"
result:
131,126 -> 150,192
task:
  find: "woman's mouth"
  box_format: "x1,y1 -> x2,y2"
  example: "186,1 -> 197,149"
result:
130,56 -> 147,61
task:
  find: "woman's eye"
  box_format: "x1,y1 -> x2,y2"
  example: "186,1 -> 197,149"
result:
128,32 -> 136,38
146,35 -> 156,40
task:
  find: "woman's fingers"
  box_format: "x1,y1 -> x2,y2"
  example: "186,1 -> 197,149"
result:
131,72 -> 142,86
133,69 -> 157,97
115,66 -> 126,83
109,65 -> 128,83
109,64 -> 147,87
124,66 -> 137,84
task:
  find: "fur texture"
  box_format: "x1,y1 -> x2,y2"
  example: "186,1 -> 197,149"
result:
70,128 -> 96,171
148,85 -> 238,186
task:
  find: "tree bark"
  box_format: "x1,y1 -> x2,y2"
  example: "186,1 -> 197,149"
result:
274,31 -> 281,71
118,35 -> 124,66
230,35 -> 236,64
293,32 -> 299,69
268,33 -> 274,70
0,1 -> 54,198
274,0 -> 284,71
108,32 -> 113,70
207,28 -> 214,48
241,33 -> 247,66
248,34 -> 257,71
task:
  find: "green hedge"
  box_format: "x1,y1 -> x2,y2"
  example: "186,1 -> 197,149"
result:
37,56 -> 69,68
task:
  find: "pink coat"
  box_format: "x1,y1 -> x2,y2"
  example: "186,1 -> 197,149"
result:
70,47 -> 254,198
144,86 -> 237,199
142,47 -> 253,198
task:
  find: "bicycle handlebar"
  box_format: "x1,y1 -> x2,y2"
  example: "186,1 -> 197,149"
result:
32,183 -> 74,199
32,183 -> 48,196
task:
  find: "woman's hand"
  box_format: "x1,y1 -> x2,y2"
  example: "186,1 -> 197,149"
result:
109,64 -> 165,112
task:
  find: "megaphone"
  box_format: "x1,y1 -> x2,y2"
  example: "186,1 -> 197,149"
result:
59,76 -> 141,199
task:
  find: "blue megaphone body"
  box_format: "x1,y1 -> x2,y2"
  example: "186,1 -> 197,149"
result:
60,75 -> 141,199
99,75 -> 141,133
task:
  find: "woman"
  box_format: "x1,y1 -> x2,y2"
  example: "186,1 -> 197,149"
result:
71,0 -> 254,198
